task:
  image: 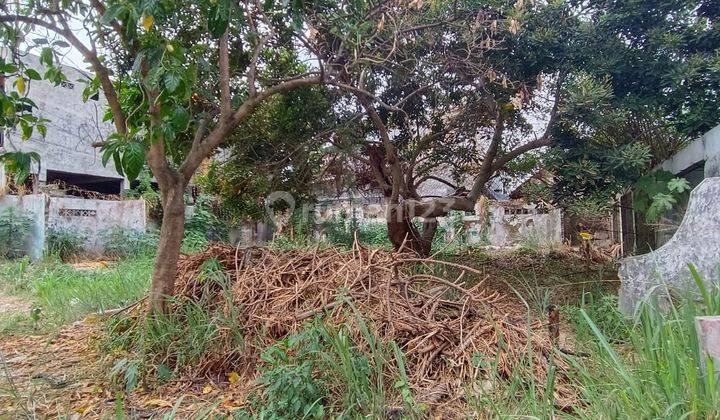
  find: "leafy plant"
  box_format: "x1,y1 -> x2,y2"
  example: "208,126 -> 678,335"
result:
124,168 -> 162,222
0,151 -> 40,186
185,195 -> 227,244
257,329 -> 328,419
568,266 -> 720,418
101,226 -> 158,258
46,226 -> 85,261
0,207 -> 33,259
633,170 -> 691,222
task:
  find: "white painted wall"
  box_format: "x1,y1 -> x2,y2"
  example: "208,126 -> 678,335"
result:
658,124 -> 720,175
0,194 -> 46,259
0,193 -> 145,257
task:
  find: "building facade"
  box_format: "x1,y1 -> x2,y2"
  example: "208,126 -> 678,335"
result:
1,53 -> 129,193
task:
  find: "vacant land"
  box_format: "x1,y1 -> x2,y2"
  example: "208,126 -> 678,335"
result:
3,243 -> 713,418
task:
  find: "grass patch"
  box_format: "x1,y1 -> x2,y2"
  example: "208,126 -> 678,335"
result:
0,256 -> 152,331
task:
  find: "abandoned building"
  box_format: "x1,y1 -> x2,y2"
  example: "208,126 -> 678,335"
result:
0,53 -> 145,256
0,52 -> 129,194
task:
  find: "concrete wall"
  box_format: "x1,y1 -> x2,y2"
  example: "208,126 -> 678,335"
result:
0,194 -> 47,259
466,201 -> 562,247
1,53 -> 128,189
658,124 -> 720,175
0,193 -> 145,257
47,196 -> 146,252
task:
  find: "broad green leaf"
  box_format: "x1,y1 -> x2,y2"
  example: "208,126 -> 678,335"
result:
24,69 -> 41,80
19,119 -> 32,139
163,71 -> 182,93
121,142 -> 146,181
102,3 -> 125,24
667,177 -> 690,193
40,48 -> 53,66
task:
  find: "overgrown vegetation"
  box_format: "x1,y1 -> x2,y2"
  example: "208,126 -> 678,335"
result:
46,226 -> 86,261
567,267 -> 720,418
0,257 -> 152,331
0,207 -> 33,260
102,226 -> 158,258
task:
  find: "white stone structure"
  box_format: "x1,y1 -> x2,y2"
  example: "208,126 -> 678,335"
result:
618,177 -> 720,316
0,194 -> 146,257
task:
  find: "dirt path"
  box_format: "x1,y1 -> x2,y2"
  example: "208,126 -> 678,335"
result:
0,293 -> 29,317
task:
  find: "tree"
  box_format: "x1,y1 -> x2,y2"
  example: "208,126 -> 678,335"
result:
320,0 -> 716,255
200,84 -> 332,223
0,0 -> 339,312
0,0 -> 457,311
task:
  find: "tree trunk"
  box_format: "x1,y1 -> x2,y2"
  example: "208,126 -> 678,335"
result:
148,181 -> 186,313
386,203 -> 436,257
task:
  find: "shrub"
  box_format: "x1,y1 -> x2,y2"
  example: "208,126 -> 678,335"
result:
102,226 -> 158,258
185,195 -> 228,243
47,226 -> 85,261
322,211 -> 391,248
0,207 -> 34,259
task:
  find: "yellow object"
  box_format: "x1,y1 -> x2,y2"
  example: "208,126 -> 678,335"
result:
141,14 -> 154,31
16,77 -> 26,94
228,371 -> 240,384
166,43 -> 175,53
579,231 -> 593,241
202,384 -> 213,394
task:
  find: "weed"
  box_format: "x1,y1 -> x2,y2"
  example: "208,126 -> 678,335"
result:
567,265 -> 720,418
102,226 -> 158,258
0,257 -> 152,330
46,226 -> 85,261
0,207 -> 33,259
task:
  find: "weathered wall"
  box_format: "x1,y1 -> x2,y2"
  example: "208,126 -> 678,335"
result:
47,197 -> 146,252
0,194 -> 46,259
467,201 -> 562,247
618,177 -> 720,316
1,53 -> 127,188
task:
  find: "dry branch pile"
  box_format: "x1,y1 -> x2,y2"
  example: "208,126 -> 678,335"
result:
174,243 -> 572,407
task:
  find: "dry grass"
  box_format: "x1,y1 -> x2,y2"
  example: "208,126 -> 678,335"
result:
171,243 -> 575,409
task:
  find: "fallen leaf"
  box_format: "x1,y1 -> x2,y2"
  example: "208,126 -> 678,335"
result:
202,385 -> 213,394
74,404 -> 92,414
146,398 -> 173,408
227,371 -> 240,384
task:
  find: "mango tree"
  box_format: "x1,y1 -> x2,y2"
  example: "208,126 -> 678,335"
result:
0,0 -> 451,311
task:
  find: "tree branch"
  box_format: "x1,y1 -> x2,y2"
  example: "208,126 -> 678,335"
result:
0,14 -> 128,136
218,29 -> 232,122
178,75 -> 324,180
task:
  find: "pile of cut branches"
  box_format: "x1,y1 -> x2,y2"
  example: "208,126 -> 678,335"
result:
173,242 -> 572,407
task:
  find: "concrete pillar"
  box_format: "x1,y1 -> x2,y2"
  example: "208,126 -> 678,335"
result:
695,316 -> 720,374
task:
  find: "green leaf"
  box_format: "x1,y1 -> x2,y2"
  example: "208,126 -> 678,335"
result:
171,106 -> 190,131
112,152 -> 124,177
19,119 -> 32,139
40,48 -> 53,66
102,3 -> 125,24
163,71 -> 182,93
121,142 -> 146,181
24,69 -> 41,80
37,124 -> 47,137
667,177 -> 690,193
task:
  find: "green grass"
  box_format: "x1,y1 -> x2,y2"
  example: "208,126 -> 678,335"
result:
0,256 -> 152,332
564,267 -> 720,418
